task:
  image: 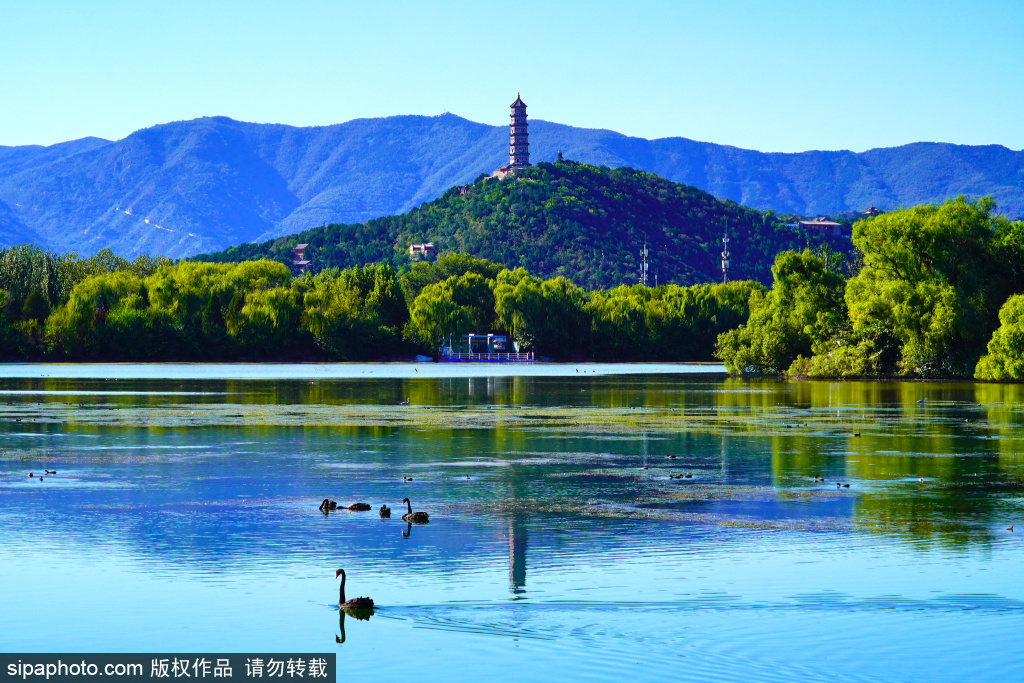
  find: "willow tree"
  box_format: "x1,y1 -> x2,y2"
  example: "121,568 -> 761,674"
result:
845,197 -> 1012,376
493,268 -> 589,359
408,272 -> 496,349
716,249 -> 846,374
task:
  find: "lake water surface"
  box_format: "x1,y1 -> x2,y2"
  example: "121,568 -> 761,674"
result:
1,367 -> 1023,681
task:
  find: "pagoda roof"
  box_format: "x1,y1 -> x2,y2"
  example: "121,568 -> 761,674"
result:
511,93 -> 526,107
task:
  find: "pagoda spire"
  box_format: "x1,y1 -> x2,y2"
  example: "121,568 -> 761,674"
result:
509,94 -> 529,168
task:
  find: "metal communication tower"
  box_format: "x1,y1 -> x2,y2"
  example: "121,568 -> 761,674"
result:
721,229 -> 731,283
640,237 -> 650,287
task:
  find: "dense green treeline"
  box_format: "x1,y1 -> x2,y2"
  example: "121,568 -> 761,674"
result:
13,194 -> 1024,376
717,197 -> 1024,380
194,160 -> 849,289
0,248 -> 756,362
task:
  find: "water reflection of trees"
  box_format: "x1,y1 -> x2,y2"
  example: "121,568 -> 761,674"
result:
8,374 -> 1024,555
749,380 -> 1024,548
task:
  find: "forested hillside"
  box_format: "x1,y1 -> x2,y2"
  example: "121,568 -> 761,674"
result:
196,160 -> 848,288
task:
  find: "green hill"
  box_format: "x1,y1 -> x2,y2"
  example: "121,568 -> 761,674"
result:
194,160 -> 849,288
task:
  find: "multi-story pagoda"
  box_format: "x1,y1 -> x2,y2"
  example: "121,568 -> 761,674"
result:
493,94 -> 530,178
509,94 -> 529,168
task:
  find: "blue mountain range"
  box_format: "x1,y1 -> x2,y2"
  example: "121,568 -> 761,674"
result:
0,114 -> 1021,258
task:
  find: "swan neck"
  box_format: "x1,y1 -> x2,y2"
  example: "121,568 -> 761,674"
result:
405,499 -> 412,514
339,571 -> 346,604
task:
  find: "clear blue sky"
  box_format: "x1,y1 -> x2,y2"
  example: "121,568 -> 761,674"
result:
2,0 -> 1022,152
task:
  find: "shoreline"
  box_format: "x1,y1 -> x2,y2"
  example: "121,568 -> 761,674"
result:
0,362 -> 727,380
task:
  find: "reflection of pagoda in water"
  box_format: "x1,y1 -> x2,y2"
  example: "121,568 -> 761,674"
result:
508,515 -> 527,594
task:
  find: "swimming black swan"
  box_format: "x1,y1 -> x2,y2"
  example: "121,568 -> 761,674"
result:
343,502 -> 372,511
379,504 -> 391,518
319,499 -> 338,512
335,569 -> 374,610
401,498 -> 429,523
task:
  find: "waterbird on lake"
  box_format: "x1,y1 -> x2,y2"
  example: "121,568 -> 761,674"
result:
319,498 -> 338,512
379,504 -> 391,518
639,466 -> 649,471
401,498 -> 429,523
403,476 -> 413,481
853,433 -> 862,437
916,398 -> 926,405
343,502 -> 372,511
684,474 -> 692,478
44,470 -> 56,474
1007,525 -> 1014,531
918,477 -> 924,482
335,569 -> 374,610
666,455 -> 677,459
27,472 -> 32,477
398,398 -> 410,406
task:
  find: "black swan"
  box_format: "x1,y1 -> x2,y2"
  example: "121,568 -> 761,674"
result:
379,504 -> 391,518
319,499 -> 338,512
401,498 -> 429,523
335,569 -> 374,610
343,502 -> 372,511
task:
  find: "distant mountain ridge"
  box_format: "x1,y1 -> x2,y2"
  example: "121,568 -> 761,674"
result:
1,114 -> 1022,258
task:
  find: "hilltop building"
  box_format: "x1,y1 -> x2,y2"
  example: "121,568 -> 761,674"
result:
292,243 -> 311,273
409,242 -> 435,261
798,217 -> 843,237
493,94 -> 530,179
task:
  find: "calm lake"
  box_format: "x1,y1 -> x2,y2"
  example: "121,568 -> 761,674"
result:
1,365 -> 1023,681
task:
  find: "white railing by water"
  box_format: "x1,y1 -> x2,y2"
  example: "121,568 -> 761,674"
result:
439,352 -> 534,362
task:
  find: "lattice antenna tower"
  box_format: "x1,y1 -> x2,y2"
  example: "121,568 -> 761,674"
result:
640,235 -> 650,287
721,222 -> 731,284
